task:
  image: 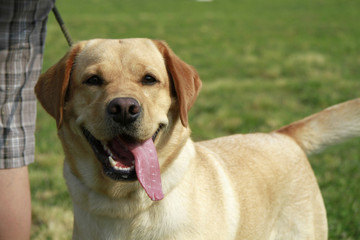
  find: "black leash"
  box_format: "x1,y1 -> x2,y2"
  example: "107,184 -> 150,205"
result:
52,6 -> 73,47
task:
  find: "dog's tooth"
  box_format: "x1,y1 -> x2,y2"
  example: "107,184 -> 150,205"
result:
108,156 -> 117,167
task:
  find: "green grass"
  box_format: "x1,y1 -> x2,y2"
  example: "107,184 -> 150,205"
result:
32,0 -> 360,239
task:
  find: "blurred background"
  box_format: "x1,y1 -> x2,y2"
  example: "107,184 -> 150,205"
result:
32,0 -> 360,239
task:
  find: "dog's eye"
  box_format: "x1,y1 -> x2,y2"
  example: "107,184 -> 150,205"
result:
84,75 -> 103,86
141,74 -> 158,86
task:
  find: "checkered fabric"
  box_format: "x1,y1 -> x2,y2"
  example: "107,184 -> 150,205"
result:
0,0 -> 55,168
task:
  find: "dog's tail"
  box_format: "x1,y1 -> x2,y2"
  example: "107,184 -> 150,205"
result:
276,98 -> 360,155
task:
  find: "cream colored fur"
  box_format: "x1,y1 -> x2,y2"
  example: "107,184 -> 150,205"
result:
35,38 -> 360,240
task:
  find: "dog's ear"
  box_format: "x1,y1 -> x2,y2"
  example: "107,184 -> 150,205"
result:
153,40 -> 202,127
35,42 -> 85,129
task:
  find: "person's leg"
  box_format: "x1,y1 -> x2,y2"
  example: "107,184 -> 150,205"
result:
0,167 -> 31,240
0,1 -> 55,239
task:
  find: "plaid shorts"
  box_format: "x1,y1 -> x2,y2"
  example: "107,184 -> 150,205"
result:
0,0 -> 55,168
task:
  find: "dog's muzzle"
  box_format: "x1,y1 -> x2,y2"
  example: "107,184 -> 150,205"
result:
81,97 -> 165,200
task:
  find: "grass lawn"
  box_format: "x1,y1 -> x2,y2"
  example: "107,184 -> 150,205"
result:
31,0 -> 360,239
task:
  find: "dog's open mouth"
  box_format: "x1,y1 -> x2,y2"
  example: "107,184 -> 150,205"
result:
82,126 -> 164,201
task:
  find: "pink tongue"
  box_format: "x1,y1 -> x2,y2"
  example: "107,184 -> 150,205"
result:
128,139 -> 164,201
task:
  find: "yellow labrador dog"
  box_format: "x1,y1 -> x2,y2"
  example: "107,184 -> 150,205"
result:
35,38 -> 360,239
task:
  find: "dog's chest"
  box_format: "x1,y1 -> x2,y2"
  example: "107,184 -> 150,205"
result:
73,199 -> 195,240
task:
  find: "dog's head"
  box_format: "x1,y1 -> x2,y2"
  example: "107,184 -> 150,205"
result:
35,39 -> 201,200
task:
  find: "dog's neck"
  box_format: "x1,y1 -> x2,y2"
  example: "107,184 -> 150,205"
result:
64,136 -> 198,239
63,134 -> 196,215
62,121 -> 194,199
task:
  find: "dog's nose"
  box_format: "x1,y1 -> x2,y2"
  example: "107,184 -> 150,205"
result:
107,98 -> 141,125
